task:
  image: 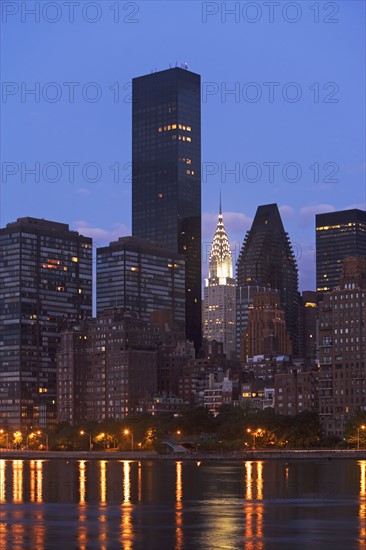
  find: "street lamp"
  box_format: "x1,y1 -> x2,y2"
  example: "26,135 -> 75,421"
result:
99,432 -> 106,450
357,425 -> 366,450
80,430 -> 92,451
36,431 -> 49,451
27,432 -> 35,450
124,429 -> 134,451
247,428 -> 263,450
0,429 -> 9,450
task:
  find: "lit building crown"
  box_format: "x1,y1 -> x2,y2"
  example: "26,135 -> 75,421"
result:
209,199 -> 233,280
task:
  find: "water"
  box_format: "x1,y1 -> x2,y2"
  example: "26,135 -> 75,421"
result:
0,458 -> 365,549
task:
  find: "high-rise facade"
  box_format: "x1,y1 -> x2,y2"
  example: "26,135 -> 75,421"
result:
236,285 -> 270,360
241,290 -> 293,360
0,217 -> 92,429
96,236 -> 185,325
203,204 -> 236,358
301,291 -> 318,370
57,309 -> 158,424
132,67 -> 201,350
316,209 -> 366,299
236,204 -> 300,356
318,257 -> 366,436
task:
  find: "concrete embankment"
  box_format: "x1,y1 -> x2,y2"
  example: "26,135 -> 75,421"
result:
1,449 -> 366,461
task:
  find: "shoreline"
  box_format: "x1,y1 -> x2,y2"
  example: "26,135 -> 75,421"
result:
1,449 -> 366,461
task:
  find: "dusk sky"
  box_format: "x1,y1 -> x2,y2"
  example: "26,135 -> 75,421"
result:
2,0 -> 365,291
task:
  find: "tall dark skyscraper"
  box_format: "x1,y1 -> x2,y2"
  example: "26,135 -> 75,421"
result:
0,217 -> 92,429
132,67 -> 201,350
96,236 -> 185,325
316,208 -> 366,299
236,204 -> 300,356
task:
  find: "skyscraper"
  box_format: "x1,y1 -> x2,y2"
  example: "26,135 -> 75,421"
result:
316,209 -> 366,299
318,256 -> 366,436
0,217 -> 92,429
236,204 -> 300,356
241,290 -> 292,360
203,202 -> 236,358
57,309 -> 158,424
96,236 -> 185,325
132,67 -> 201,350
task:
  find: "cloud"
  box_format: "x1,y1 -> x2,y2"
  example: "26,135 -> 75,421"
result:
299,204 -> 335,227
76,188 -> 91,196
279,204 -> 295,219
72,221 -> 130,247
202,211 -> 252,239
346,202 -> 366,211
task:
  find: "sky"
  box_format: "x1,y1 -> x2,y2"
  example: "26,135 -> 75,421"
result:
1,0 -> 365,291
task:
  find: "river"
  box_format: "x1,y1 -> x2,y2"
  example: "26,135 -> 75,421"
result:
0,458 -> 365,548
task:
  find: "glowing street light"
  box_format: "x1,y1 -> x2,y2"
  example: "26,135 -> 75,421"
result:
80,430 -> 92,452
27,432 -> 36,450
36,430 -> 49,451
124,429 -> 134,451
247,428 -> 263,450
357,425 -> 366,450
0,429 -> 9,450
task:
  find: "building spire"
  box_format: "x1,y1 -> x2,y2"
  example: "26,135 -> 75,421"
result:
208,197 -> 233,279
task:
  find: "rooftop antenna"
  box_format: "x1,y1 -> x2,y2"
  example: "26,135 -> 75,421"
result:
219,189 -> 222,215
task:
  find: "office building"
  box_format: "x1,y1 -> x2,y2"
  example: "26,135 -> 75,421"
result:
316,209 -> 366,299
301,291 -> 318,369
236,285 -> 270,360
0,217 -> 92,429
236,204 -> 300,355
203,203 -> 236,358
318,257 -> 366,436
241,290 -> 293,360
132,67 -> 202,350
97,236 -> 185,325
57,309 -> 158,424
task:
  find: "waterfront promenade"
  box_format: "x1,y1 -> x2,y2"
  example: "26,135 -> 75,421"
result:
1,449 -> 366,461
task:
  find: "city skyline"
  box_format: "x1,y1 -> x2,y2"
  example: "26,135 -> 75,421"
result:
2,1 -> 365,292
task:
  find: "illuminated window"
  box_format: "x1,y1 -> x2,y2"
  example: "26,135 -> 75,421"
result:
158,127 -> 162,132
186,126 -> 191,131
186,137 -> 191,142
71,257 -> 79,263
172,124 -> 177,129
131,267 -> 139,272
158,193 -> 163,198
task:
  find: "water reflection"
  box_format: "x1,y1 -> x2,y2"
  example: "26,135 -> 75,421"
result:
78,460 -> 87,550
30,460 -> 43,503
359,460 -> 366,546
0,460 -> 6,548
244,461 -> 264,550
176,461 -> 183,550
0,459 -> 5,502
99,461 -> 108,549
0,458 -> 364,548
121,461 -> 133,550
12,460 -> 23,502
